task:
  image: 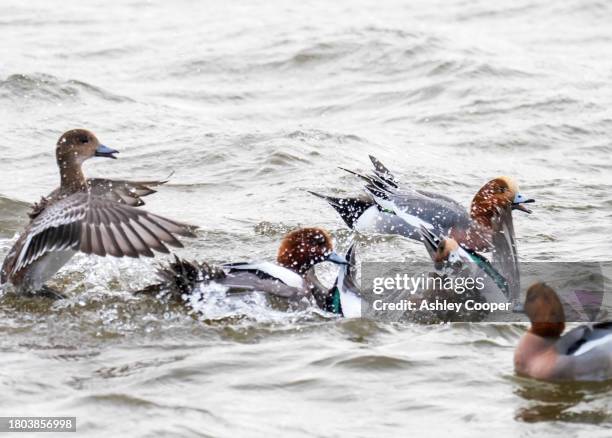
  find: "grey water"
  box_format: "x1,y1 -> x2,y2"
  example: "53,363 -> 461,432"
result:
1,0 -> 612,436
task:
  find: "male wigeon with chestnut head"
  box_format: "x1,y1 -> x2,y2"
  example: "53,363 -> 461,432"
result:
312,155 -> 533,250
311,155 -> 534,302
1,129 -> 195,298
514,282 -> 612,381
139,227 -> 353,314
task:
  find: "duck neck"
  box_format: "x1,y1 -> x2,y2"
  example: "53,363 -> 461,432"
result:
522,331 -> 559,357
450,223 -> 492,251
58,157 -> 87,193
470,203 -> 494,229
530,322 -> 565,339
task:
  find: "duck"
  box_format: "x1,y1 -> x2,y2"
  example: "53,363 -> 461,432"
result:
514,282 -> 612,381
138,227 -> 350,313
0,129 -> 196,297
323,233 -> 511,322
312,155 -> 534,302
316,241 -> 362,317
312,155 -> 534,251
418,226 -> 512,305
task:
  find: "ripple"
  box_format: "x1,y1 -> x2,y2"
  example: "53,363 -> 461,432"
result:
78,393 -> 160,408
334,354 -> 415,370
95,355 -> 187,379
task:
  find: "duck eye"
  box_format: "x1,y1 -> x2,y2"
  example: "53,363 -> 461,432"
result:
80,136 -> 89,144
311,234 -> 325,245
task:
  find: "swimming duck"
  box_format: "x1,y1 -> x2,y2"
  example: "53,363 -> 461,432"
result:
514,282 -> 612,381
139,227 -> 349,312
0,129 -> 195,297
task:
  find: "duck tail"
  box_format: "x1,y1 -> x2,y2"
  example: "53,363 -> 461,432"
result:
136,255 -> 225,301
308,191 -> 375,229
368,155 -> 400,188
339,156 -> 400,202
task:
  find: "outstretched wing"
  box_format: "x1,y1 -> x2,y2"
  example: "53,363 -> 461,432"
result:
28,177 -> 171,219
86,177 -> 170,207
11,192 -> 195,275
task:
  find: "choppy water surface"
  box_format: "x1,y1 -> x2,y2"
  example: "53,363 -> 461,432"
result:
1,0 -> 612,436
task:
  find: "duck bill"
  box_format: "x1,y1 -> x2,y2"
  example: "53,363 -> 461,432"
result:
326,251 -> 349,265
95,144 -> 119,159
511,193 -> 535,214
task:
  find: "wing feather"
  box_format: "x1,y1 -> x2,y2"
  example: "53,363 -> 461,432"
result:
8,192 -> 195,276
95,209 -> 118,256
137,216 -> 182,248
86,177 -> 169,207
111,222 -> 139,257
91,222 -> 106,257
80,223 -> 93,254
101,223 -> 122,257
129,219 -> 169,254
117,221 -> 155,257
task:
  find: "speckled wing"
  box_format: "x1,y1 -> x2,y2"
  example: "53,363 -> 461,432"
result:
368,155 -> 467,213
28,177 -> 170,219
347,156 -> 470,236
10,192 -> 196,275
37,178 -> 170,213
85,177 -> 169,206
366,184 -> 470,236
491,206 -> 520,303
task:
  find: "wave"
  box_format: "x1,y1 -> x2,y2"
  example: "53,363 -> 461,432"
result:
0,73 -> 133,103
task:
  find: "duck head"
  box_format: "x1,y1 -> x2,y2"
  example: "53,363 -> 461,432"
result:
429,237 -> 463,271
56,129 -> 119,192
56,129 -> 118,166
277,227 -> 347,275
470,177 -> 534,226
524,282 -> 565,338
